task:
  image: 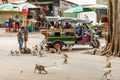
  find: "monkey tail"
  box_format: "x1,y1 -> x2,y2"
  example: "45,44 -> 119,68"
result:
44,63 -> 57,67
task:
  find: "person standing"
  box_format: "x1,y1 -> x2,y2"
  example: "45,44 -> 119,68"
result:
14,15 -> 20,31
17,27 -> 25,53
23,27 -> 29,53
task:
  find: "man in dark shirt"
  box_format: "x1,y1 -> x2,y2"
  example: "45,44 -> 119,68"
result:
17,27 -> 25,53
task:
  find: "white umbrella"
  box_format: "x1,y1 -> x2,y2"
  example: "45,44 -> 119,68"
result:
14,2 -> 37,11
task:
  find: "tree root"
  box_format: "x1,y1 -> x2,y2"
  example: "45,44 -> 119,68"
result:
101,43 -> 112,56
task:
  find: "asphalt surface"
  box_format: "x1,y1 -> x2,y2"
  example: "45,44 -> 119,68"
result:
0,28 -> 120,80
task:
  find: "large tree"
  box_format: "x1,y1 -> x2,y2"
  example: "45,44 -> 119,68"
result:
102,0 -> 120,56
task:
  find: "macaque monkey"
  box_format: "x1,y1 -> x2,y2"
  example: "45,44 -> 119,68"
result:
24,48 -> 31,54
63,54 -> 68,58
63,57 -> 68,64
32,50 -> 37,56
32,46 -> 37,56
49,48 -> 57,53
67,45 -> 72,53
10,50 -> 14,56
57,48 -> 61,54
93,48 -> 97,55
15,50 -> 19,56
40,45 -> 44,50
35,45 -> 39,53
39,51 -> 44,57
106,58 -> 111,68
101,70 -> 112,80
63,54 -> 68,64
34,64 -> 47,74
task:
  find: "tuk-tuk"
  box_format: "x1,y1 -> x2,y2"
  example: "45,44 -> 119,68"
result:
40,17 -> 100,50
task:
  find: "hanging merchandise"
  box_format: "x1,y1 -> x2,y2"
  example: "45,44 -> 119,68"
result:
22,8 -> 27,15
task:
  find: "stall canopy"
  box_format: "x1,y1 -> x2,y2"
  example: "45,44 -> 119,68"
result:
14,2 -> 38,11
64,6 -> 93,13
82,4 -> 107,9
82,4 -> 107,22
0,3 -> 18,11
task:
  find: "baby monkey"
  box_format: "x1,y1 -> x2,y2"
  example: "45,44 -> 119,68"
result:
10,50 -> 15,56
93,48 -> 97,55
63,54 -> 68,64
67,45 -> 72,53
35,45 -> 39,53
57,48 -> 61,54
39,51 -> 44,57
10,50 -> 19,56
49,48 -> 57,53
15,50 -> 20,56
34,64 -> 47,74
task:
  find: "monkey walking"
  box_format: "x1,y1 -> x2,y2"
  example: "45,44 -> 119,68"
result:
34,63 -> 57,74
101,70 -> 112,80
34,64 -> 47,74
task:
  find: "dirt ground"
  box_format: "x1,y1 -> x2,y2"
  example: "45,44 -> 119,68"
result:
0,29 -> 120,80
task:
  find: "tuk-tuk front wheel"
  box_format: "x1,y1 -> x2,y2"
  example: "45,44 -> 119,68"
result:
54,41 -> 62,50
91,40 -> 100,48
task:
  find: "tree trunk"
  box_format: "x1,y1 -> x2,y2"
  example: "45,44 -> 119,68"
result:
103,0 -> 120,56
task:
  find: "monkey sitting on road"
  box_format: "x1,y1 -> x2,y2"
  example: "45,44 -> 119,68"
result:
35,45 -> 39,53
32,50 -> 37,56
23,48 -> 31,54
106,58 -> 111,68
67,45 -> 72,53
57,48 -> 61,54
10,50 -> 15,56
93,48 -> 97,55
15,50 -> 20,56
63,54 -> 68,64
63,54 -> 68,58
63,57 -> 68,64
34,64 -> 47,74
32,46 -> 37,56
38,51 -> 44,57
49,48 -> 57,53
10,50 -> 19,56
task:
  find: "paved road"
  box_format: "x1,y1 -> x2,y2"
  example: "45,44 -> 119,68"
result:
0,28 -> 120,80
